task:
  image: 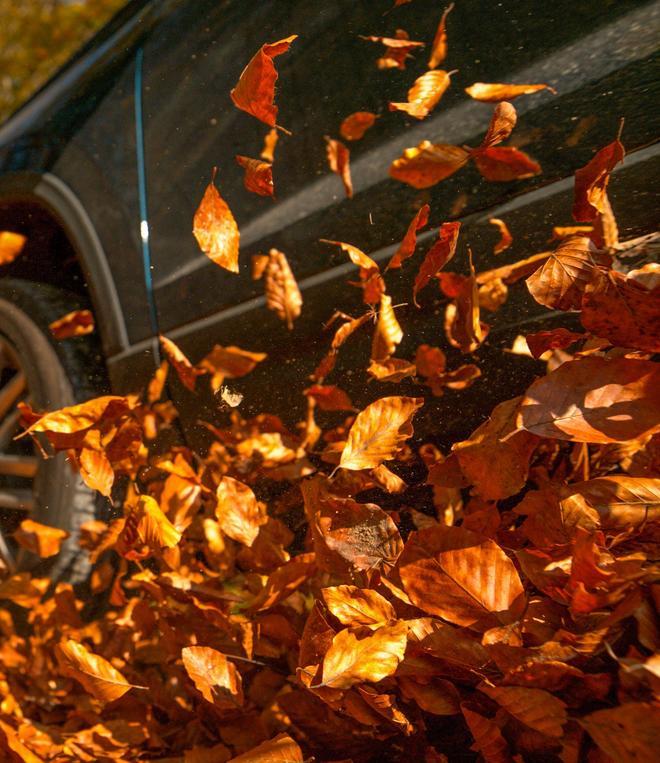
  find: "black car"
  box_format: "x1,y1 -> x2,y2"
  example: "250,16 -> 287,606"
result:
0,0 -> 658,574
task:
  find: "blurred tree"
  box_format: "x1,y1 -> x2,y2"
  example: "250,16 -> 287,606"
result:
0,0 -> 126,123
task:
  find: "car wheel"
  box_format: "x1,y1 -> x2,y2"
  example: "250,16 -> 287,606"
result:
0,278 -> 107,581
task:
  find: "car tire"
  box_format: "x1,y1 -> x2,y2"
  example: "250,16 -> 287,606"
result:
0,278 -> 107,581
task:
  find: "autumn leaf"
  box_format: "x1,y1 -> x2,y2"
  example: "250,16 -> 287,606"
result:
49,309 -> 94,340
325,136 -> 353,198
360,31 -> 424,70
390,141 -> 469,188
131,494 -> 182,550
227,734 -> 303,763
322,585 -> 395,629
316,622 -> 408,690
338,396 -> 423,471
55,639 -> 137,703
198,344 -> 266,393
524,327 -> 585,359
465,82 -> 556,102
479,102 -> 518,148
14,519 -> 69,558
0,230 -> 27,265
79,446 -> 114,497
263,248 -> 302,329
461,703 -> 511,763
340,111 -> 377,141
517,356 -> 660,443
192,168 -> 240,273
573,136 -> 625,223
230,35 -> 297,128
579,702 -> 659,763
387,204 -> 430,270
428,3 -> 454,69
304,384 -> 353,411
444,256 -> 489,353
398,525 -> 526,630
389,69 -> 455,119
400,677 -> 460,715
489,218 -> 512,254
372,463 -> 407,493
473,147 -> 541,182
321,239 -> 378,271
368,357 -> 417,383
159,335 -> 198,391
181,646 -> 243,709
479,684 -> 567,737
18,395 -> 130,438
413,221 -> 460,304
371,294 -> 403,362
216,476 -> 267,547
260,127 -> 279,161
235,155 -> 274,197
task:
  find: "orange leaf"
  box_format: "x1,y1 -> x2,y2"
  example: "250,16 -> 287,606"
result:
489,218 -> 513,254
263,248 -> 302,329
479,102 -> 518,148
260,127 -> 279,162
428,3 -> 454,69
0,230 -> 27,265
14,519 -> 68,558
367,357 -> 417,383
389,69 -> 454,119
465,82 -> 556,102
181,646 -> 243,709
131,494 -> 182,550
339,396 -> 423,471
317,622 -> 408,689
49,309 -> 95,340
573,138 -> 625,223
19,396 -> 130,437
517,356 -> 660,443
400,677 -> 460,715
235,155 -> 274,197
79,446 -> 114,497
444,257 -> 488,353
340,111 -> 377,141
399,525 -> 526,630
198,345 -> 267,393
413,221 -> 460,305
321,239 -> 378,271
325,137 -> 353,199
360,31 -> 425,71
227,733 -> 303,763
216,476 -> 267,547
524,327 -> 585,359
387,204 -> 430,270
55,639 -> 137,703
322,585 -> 395,629
372,463 -> 407,493
473,146 -> 541,182
372,294 -> 403,362
478,684 -> 567,737
230,36 -> 297,128
159,335 -> 199,391
390,141 -> 469,188
461,703 -> 511,763
192,169 -> 240,273
304,385 -> 353,411
579,702 -> 660,762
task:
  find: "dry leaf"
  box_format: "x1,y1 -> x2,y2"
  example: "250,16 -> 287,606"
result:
472,146 -> 541,182
360,31 -> 425,70
182,646 -> 243,709
573,137 -> 625,223
322,586 -> 395,629
131,494 -> 182,550
413,221 -> 460,305
371,294 -> 403,362
325,137 -> 353,198
428,3 -> 454,68
216,477 -> 267,547
304,385 -> 354,411
55,639 -> 136,703
235,155 -> 274,197
479,684 -> 567,737
390,141 -> 469,188
198,344 -> 267,393
49,309 -> 95,340
263,248 -> 302,329
14,519 -> 69,558
579,702 -> 659,762
461,703 -> 511,763
340,111 -> 377,141
260,128 -> 279,161
0,230 -> 27,265
389,69 -> 454,119
228,733 -> 303,763
465,82 -> 556,102
524,327 -> 585,359
489,218 -> 513,254
159,335 -> 198,391
387,204 -> 430,270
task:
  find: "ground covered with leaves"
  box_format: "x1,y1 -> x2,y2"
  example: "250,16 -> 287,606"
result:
0,3 -> 659,762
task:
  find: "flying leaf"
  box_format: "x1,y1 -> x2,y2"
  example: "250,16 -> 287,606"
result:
228,734 -> 303,763
444,256 -> 488,353
413,221 -> 460,305
19,396 -> 130,438
428,3 -> 454,69
524,327 -> 585,359
489,218 -> 512,254
321,586 -> 395,629
230,35 -> 297,128
304,385 -> 353,411
181,646 -> 243,709
325,137 -> 353,198
387,204 -> 430,270
479,684 -> 567,738
235,155 -> 274,197
219,385 -> 243,408
317,622 -> 408,690
49,309 -> 95,340
55,639 -> 136,703
368,357 -> 417,383
0,230 -> 27,265
321,239 -> 378,271
371,294 -> 403,362
372,463 -> 407,493
390,141 -> 469,188
517,356 -> 660,443
263,248 -> 302,329
216,476 -> 267,547
389,69 -> 454,119
573,137 -> 625,223
473,146 -> 541,182
131,494 -> 182,550
260,127 -> 279,161
198,344 -> 267,393
398,525 -> 526,630
525,236 -> 610,310
339,396 -> 423,471
14,519 -> 69,558
465,82 -> 556,102
79,446 -> 114,497
360,31 -> 425,70
192,169 -> 240,273
159,335 -> 198,391
340,111 -> 377,141
479,102 -> 518,148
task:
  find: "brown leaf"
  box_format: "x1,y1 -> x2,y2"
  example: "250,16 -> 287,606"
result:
49,309 -> 95,340
159,335 -> 199,391
461,703 -> 511,763
387,204 -> 430,270
322,585 -> 395,629
227,733 -> 303,763
55,639 -> 137,703
260,127 -> 279,161
325,136 -> 353,198
216,477 -> 267,547
339,396 -> 423,471
479,102 -> 518,148
367,357 -> 417,383
230,36 -> 297,128
479,684 -> 567,737
390,141 -> 469,188
400,677 -> 460,715
263,248 -> 302,329
466,82 -> 556,102
517,356 -> 660,443
340,111 -> 377,141
198,345 -> 267,393
444,257 -> 488,353
372,293 -> 403,362
573,138 -> 625,223
579,702 -> 659,763
389,69 -> 454,119
79,446 -> 114,497
428,3 -> 454,69
372,463 -> 407,493
130,494 -> 182,550
182,646 -> 243,709
192,169 -> 240,273
413,221 -> 460,305
235,155 -> 274,197
525,236 -> 609,311
360,31 -> 425,71
399,525 -> 526,630
489,218 -> 513,254
304,384 -> 353,411
0,230 -> 27,265
317,622 -> 408,689
14,519 -> 69,558
473,146 -> 541,182
524,327 -> 585,359
19,395 -> 130,438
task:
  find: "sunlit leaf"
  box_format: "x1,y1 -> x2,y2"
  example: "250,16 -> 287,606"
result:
360,31 -> 424,70
235,155 -> 274,197
55,639 -> 137,703
461,703 -> 511,763
479,684 -> 567,737
216,476 -> 267,547
389,69 -> 454,119
524,327 -> 585,359
14,519 -> 68,558
371,294 -> 403,362
390,141 -> 469,188
198,344 -> 267,393
473,146 -> 541,182
465,82 -> 556,102
573,137 -> 625,223
159,335 -> 199,391
260,127 -> 279,162
428,3 -> 454,69
413,221 -> 460,305
182,646 -> 243,709
322,585 -> 395,629
387,204 -> 430,270
192,168 -> 240,273
340,111 -> 377,141
49,309 -> 95,340
489,218 -> 513,254
227,733 -> 303,763
263,248 -> 302,329
325,137 -> 353,198
0,230 -> 27,266
132,494 -> 182,550
304,384 -> 353,411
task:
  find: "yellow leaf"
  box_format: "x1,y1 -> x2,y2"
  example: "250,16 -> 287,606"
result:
216,476 -> 267,547
181,646 -> 243,709
55,639 -> 136,703
322,585 -> 395,629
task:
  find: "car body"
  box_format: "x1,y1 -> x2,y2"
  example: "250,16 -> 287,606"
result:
0,0 -> 658,557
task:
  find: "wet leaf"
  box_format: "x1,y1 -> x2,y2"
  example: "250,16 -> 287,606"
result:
340,111 -> 377,141
465,82 -> 556,102
192,169 -> 240,273
235,155 -> 274,197
49,309 -> 94,340
182,646 -> 243,709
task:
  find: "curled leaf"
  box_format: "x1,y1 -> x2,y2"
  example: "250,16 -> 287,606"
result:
216,476 -> 267,547
325,137 -> 353,198
489,218 -> 513,254
159,335 -> 198,392
340,111 -> 377,141
360,31 -> 424,70
14,519 -> 69,558
49,309 -> 95,340
465,82 -> 556,102
389,69 -> 454,119
0,230 -> 27,265
260,127 -> 279,161
413,221 -> 460,305
387,204 -> 430,270
263,248 -> 302,329
371,293 -> 403,362
428,3 -> 454,69
573,137 -> 625,223
235,155 -> 274,197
